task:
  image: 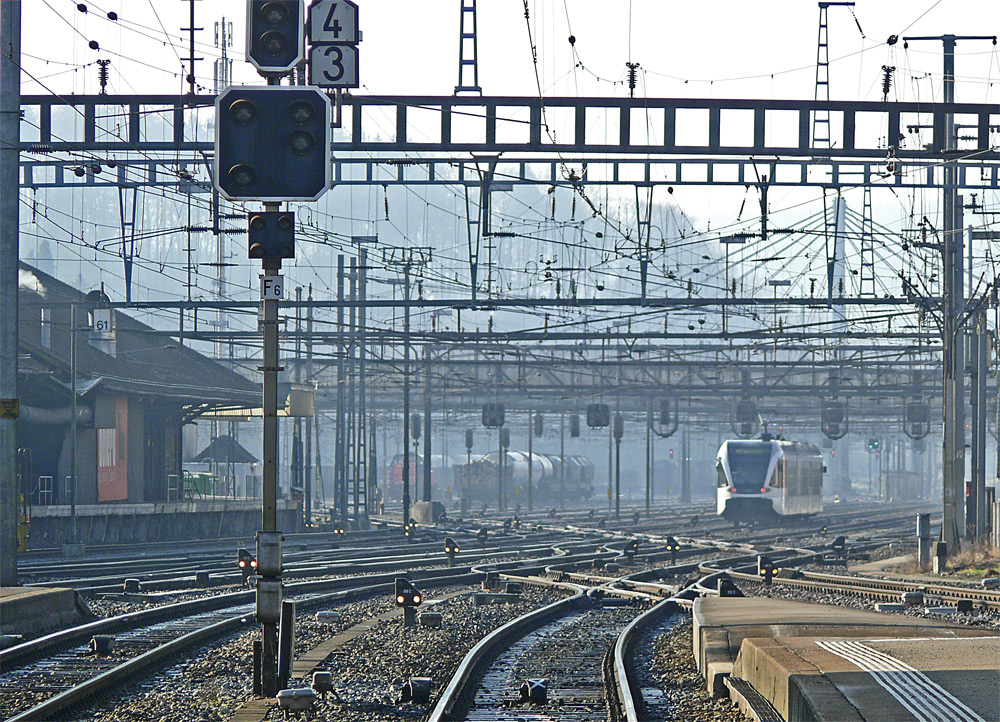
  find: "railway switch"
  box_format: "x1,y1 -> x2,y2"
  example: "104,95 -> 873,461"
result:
520,678 -> 548,703
238,548 -> 258,584
476,527 -> 488,543
419,611 -> 443,628
312,671 -> 335,699
89,634 -> 115,656
316,611 -> 340,623
504,581 -> 523,595
275,688 -> 316,718
123,578 -> 142,594
483,570 -> 499,590
400,677 -> 432,703
196,571 -> 211,587
900,591 -> 924,607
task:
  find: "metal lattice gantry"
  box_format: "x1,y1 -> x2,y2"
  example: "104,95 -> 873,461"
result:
17,94 -> 1000,190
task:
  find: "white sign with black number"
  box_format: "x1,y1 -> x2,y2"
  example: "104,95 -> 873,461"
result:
308,0 -> 359,44
309,43 -> 359,88
92,308 -> 113,335
261,275 -> 285,300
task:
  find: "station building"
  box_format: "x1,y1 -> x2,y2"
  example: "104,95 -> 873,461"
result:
15,263 -> 300,547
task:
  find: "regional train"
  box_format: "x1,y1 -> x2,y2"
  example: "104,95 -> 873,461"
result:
716,438 -> 823,522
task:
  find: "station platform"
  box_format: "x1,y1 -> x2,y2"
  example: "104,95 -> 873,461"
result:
694,597 -> 999,721
25,499 -> 302,549
0,586 -> 90,637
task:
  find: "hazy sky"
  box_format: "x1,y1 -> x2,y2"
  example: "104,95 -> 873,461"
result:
19,1 -> 1000,103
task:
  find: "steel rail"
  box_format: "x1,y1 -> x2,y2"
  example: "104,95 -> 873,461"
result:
425,591 -> 589,722
5,570 -> 482,722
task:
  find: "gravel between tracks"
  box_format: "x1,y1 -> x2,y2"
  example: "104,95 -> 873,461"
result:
643,615 -> 745,722
57,585 -> 564,722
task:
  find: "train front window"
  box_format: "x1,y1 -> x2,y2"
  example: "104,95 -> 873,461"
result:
726,443 -> 772,493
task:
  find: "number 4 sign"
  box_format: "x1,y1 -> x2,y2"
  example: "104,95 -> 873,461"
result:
307,0 -> 360,88
308,0 -> 359,44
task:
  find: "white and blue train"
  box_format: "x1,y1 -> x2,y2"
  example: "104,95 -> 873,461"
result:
716,438 -> 823,522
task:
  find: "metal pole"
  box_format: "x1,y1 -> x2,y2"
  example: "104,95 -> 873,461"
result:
607,424 -> 612,511
559,411 -> 564,509
527,412 -> 533,513
335,256 -> 346,521
358,251 -> 368,517
70,305 -> 78,542
348,259 -> 357,519
423,346 -> 432,502
680,424 -> 691,503
973,314 -> 988,538
615,436 -> 621,520
497,427 -> 503,511
294,287 -> 302,510
402,265 -> 411,526
304,285 -> 313,527
645,401 -> 651,515
0,0 -> 22,587
260,251 -> 281,697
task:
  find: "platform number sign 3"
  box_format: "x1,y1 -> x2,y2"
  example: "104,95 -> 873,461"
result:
307,0 -> 360,88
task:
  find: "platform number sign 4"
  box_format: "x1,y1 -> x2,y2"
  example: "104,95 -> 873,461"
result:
307,0 -> 360,89
309,1 -> 358,43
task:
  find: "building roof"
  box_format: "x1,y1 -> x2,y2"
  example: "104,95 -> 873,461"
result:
18,263 -> 258,408
191,435 -> 258,464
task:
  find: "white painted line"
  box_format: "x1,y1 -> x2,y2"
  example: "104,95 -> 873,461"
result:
817,640 -> 986,722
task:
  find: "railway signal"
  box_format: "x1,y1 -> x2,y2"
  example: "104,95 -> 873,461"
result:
395,577 -> 423,627
482,402 -> 505,428
586,403 -> 610,428
246,0 -> 305,75
867,438 -> 880,452
757,555 -> 778,586
238,547 -> 258,584
623,539 -> 639,561
821,400 -> 848,440
248,211 -> 295,260
214,86 -> 331,202
533,413 -> 544,437
444,536 -> 460,565
569,414 -> 580,437
665,536 -> 680,565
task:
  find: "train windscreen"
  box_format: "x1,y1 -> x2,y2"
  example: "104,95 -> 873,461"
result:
726,442 -> 773,493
